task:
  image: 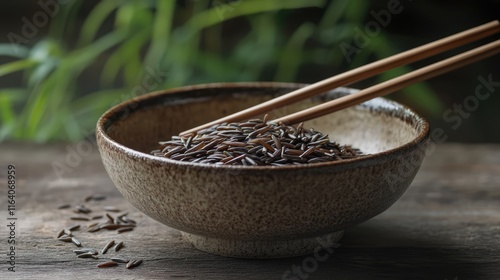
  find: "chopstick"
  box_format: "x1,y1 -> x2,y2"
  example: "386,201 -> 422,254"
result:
273,39 -> 500,125
180,20 -> 500,135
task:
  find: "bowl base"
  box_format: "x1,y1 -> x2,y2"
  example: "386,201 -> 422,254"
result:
181,231 -> 343,259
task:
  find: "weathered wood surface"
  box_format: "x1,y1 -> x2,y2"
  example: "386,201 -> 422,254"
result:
0,143 -> 499,279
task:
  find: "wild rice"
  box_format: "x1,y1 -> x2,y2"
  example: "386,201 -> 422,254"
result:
88,226 -> 101,233
73,248 -> 98,255
70,216 -> 90,221
67,224 -> 81,231
78,252 -> 97,258
58,235 -> 73,242
100,224 -> 135,230
111,257 -> 130,263
117,227 -> 134,233
87,222 -> 99,228
74,205 -> 92,214
97,261 -> 118,268
106,213 -> 115,223
153,116 -> 362,165
117,212 -> 129,219
85,194 -> 106,202
114,241 -> 124,252
121,216 -> 136,224
71,237 -> 82,247
126,260 -> 143,269
100,240 -> 115,255
104,206 -> 121,212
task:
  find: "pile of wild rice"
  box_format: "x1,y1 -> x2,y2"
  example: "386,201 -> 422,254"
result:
152,116 -> 362,165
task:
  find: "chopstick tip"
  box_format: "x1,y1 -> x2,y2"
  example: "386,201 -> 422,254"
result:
179,131 -> 195,138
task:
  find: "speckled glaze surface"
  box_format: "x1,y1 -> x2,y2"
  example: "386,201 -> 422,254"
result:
96,82 -> 429,258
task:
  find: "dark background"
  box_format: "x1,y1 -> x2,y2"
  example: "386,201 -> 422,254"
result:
0,0 -> 499,142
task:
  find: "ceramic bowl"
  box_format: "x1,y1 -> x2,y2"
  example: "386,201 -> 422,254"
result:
96,82 -> 429,258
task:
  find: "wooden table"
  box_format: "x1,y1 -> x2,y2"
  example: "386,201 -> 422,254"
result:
1,143 -> 499,279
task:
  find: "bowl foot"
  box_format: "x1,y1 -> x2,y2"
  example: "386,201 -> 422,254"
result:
181,231 -> 343,259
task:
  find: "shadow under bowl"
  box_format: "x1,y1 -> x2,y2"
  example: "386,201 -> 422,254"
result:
96,82 -> 429,258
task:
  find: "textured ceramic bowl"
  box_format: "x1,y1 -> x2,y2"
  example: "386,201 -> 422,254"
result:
96,82 -> 429,258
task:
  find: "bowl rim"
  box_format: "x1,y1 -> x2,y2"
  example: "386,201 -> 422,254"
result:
96,82 -> 430,171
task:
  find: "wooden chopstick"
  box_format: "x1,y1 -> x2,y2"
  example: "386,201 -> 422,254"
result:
273,39 -> 500,125
181,20 -> 500,135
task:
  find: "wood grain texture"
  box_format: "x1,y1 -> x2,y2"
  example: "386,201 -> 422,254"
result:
0,143 -> 499,279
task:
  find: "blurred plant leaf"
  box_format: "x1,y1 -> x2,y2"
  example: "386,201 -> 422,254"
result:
144,0 -> 175,66
70,89 -> 129,132
275,22 -> 315,81
344,0 -> 369,23
194,52 -> 244,82
0,88 -> 28,141
185,0 -> 326,34
62,111 -> 83,142
318,0 -> 350,30
29,39 -> 64,61
0,59 -> 37,78
0,89 -> 26,123
27,58 -> 58,89
63,31 -> 126,72
48,0 -> 82,39
24,40 -> 62,86
100,29 -> 150,87
71,89 -> 126,114
77,0 -> 119,46
18,31 -> 125,139
0,44 -> 29,58
20,70 -> 66,139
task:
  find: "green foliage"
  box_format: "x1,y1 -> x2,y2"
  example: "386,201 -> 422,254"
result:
0,0 -> 441,142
